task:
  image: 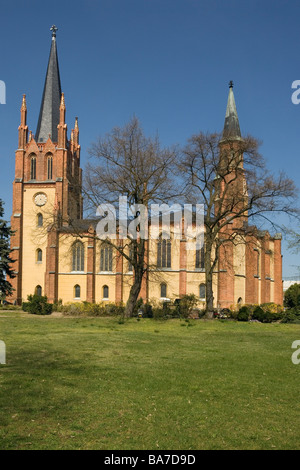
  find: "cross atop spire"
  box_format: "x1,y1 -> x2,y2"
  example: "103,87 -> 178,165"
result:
50,25 -> 58,38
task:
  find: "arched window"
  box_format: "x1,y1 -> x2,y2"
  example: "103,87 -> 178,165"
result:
74,285 -> 81,299
196,244 -> 205,269
30,156 -> 36,180
199,283 -> 206,299
35,285 -> 42,296
237,297 -> 243,305
100,245 -> 113,272
36,249 -> 42,263
47,155 -> 53,180
157,238 -> 171,268
160,283 -> 167,298
37,213 -> 43,227
103,285 -> 109,299
72,242 -> 84,272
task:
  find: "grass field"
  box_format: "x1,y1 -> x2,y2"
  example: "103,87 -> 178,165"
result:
0,312 -> 300,450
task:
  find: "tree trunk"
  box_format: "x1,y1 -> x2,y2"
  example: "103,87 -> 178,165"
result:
205,242 -> 215,319
125,273 -> 143,317
124,240 -> 145,317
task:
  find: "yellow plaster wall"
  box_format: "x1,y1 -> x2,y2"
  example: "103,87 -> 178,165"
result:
234,240 -> 246,305
58,274 -> 87,303
22,187 -> 55,300
95,274 -> 116,303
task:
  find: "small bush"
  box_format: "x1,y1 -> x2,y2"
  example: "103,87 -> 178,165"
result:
284,283 -> 300,309
61,301 -> 125,317
152,307 -> 167,320
0,303 -> 21,311
22,294 -> 53,315
176,294 -> 199,319
105,303 -> 125,317
281,308 -> 300,324
252,306 -> 265,322
196,308 -> 206,319
227,310 -> 238,320
143,303 -> 153,318
237,306 -> 250,322
216,308 -> 232,319
53,299 -> 63,312
260,302 -> 284,315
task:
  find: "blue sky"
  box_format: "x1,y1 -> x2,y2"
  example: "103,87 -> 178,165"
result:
0,0 -> 300,277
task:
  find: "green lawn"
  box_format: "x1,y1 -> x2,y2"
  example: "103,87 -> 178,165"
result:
0,312 -> 300,450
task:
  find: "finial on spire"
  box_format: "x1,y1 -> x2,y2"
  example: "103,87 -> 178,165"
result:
21,94 -> 27,110
50,25 -> 58,39
75,116 -> 79,129
229,80 -> 234,89
60,92 -> 65,108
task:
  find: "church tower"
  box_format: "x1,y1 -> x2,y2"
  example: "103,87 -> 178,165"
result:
10,26 -> 82,304
217,82 -> 247,308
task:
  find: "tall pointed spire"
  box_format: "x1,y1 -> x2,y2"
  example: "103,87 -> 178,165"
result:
222,81 -> 241,139
35,25 -> 62,143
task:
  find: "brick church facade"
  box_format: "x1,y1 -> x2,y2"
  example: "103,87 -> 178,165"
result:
9,27 -> 283,308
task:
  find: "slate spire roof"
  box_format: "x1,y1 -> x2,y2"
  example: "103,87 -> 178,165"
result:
35,25 -> 62,143
222,81 -> 241,139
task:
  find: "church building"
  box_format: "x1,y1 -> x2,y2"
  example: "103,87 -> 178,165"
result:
9,27 -> 283,308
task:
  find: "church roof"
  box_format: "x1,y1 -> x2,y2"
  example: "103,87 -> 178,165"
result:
35,25 -> 62,143
222,81 -> 241,139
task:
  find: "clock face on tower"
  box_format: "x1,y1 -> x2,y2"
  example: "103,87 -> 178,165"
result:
34,193 -> 47,207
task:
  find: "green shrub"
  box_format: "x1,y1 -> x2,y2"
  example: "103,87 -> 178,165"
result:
197,308 -> 206,319
228,309 -> 239,320
152,308 -> 166,320
260,302 -> 284,314
22,294 -> 52,315
0,303 -> 21,311
237,306 -> 250,322
61,301 -> 125,317
281,308 -> 300,324
53,299 -> 63,312
176,294 -> 199,319
252,306 -> 265,322
284,283 -> 300,309
105,303 -> 125,317
143,303 -> 153,318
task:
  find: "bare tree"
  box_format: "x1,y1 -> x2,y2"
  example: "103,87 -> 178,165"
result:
84,117 -> 180,317
181,131 -> 299,317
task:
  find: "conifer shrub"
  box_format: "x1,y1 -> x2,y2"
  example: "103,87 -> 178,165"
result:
22,294 -> 53,315
252,306 -> 265,322
237,306 -> 250,322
